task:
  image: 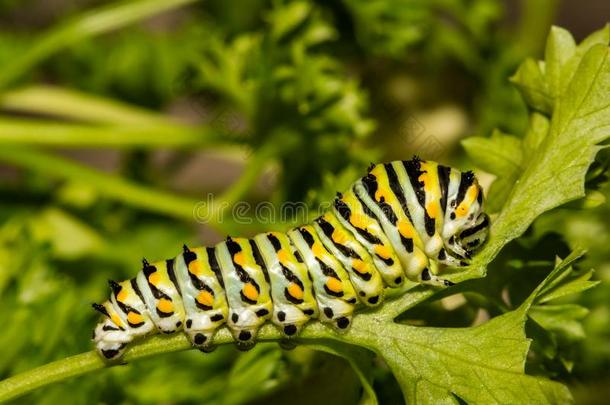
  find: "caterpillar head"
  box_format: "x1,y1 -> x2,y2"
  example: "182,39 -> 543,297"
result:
443,175 -> 489,260
454,212 -> 490,257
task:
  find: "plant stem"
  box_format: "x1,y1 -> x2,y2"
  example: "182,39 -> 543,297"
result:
0,327 -> 263,402
0,284 -> 439,402
0,146 -> 198,219
0,85 -> 179,125
0,118 -> 220,149
0,321 -> 336,402
0,0 -> 200,90
515,0 -> 560,56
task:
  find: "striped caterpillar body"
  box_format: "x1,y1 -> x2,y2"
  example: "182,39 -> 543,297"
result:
92,157 -> 490,360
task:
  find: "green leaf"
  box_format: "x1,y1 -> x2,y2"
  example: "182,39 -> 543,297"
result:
538,269 -> 599,304
27,208 -> 105,259
309,341 -> 378,405
545,26 -> 577,100
336,255 -> 580,404
462,130 -> 524,213
510,58 -> 552,113
529,304 -> 589,342
267,1 -> 311,41
466,25 -> 610,268
461,130 -> 523,177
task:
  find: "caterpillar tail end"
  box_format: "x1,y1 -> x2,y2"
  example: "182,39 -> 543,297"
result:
92,320 -> 132,361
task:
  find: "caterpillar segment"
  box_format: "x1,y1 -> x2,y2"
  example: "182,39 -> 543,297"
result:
287,226 -> 358,331
175,246 -> 228,351
253,232 -> 318,337
93,157 -> 490,360
354,163 -> 431,283
313,212 -> 384,305
136,259 -> 186,333
333,189 -> 404,288
216,237 -> 274,349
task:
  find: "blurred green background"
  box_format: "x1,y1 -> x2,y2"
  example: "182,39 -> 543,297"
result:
0,0 -> 609,404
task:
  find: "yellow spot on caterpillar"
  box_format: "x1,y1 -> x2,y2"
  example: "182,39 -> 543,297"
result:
157,298 -> 174,314
277,249 -> 290,264
287,283 -> 304,300
467,185 -> 479,202
233,252 -> 246,267
243,283 -> 259,302
127,311 -> 144,325
117,289 -> 128,302
375,187 -> 391,203
398,221 -> 414,238
196,291 -> 214,307
352,259 -> 368,274
326,277 -> 343,294
456,203 -> 469,217
374,244 -> 391,259
426,202 -> 439,219
148,272 -> 160,286
332,229 -> 348,245
350,212 -> 369,230
418,172 -> 432,192
312,242 -> 326,258
188,260 -> 202,276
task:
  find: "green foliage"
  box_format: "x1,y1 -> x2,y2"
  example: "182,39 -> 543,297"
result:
0,0 -> 608,404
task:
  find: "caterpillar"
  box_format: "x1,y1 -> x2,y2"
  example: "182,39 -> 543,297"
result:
92,157 -> 490,360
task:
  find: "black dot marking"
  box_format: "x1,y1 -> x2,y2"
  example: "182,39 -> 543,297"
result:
394,276 -> 402,284
450,212 -> 456,220
277,311 -> 286,322
359,291 -> 366,297
324,307 -> 334,319
102,349 -> 119,359
186,319 -> 192,328
232,313 -> 239,323
175,321 -> 182,328
256,308 -> 269,317
336,317 -> 350,329
303,308 -> 314,316
347,297 -> 357,304
444,280 -> 455,287
368,296 -> 379,305
238,330 -> 252,341
210,314 -> 224,322
421,268 -> 432,281
284,324 -> 297,336
194,333 -> 207,345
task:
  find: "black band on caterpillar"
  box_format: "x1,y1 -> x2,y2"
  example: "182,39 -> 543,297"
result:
92,158 -> 490,360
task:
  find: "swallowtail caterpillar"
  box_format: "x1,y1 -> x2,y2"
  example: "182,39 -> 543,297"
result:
93,157 -> 490,360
